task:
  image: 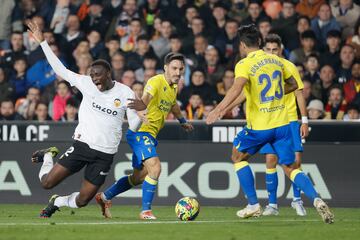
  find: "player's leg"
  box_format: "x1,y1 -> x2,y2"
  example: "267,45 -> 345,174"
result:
263,152 -> 279,216
96,167 -> 148,218
140,156 -> 161,219
286,121 -> 306,215
232,128 -> 271,218
274,125 -> 334,223
32,146 -> 72,189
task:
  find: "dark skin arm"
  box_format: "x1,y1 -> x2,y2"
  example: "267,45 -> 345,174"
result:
284,76 -> 298,94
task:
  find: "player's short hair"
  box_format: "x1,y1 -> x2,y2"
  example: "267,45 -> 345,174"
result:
264,33 -> 282,47
91,59 -> 111,72
164,52 -> 185,65
237,24 -> 261,47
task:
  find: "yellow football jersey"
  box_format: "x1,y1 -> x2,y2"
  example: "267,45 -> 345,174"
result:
281,58 -> 304,122
234,50 -> 292,130
138,74 -> 177,138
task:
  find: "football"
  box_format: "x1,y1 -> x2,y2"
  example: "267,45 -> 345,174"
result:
175,197 -> 200,221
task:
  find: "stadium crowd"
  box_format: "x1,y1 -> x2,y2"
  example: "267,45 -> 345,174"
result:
0,0 -> 360,122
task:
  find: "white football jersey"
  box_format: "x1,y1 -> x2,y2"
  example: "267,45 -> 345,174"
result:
40,41 -> 141,154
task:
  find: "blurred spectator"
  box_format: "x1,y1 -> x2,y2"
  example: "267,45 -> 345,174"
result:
126,34 -> 157,71
304,53 -> 320,83
241,0 -> 268,26
87,29 -> 104,59
26,43 -> 66,91
139,0 -> 166,36
111,0 -> 139,38
179,69 -> 218,107
72,40 -> 91,67
209,2 -> 229,38
343,103 -> 360,120
310,3 -> 341,49
150,19 -> 172,59
263,0 -> 282,19
15,87 -> 41,120
182,16 -> 208,54
307,99 -> 325,119
331,0 -> 360,39
81,0 -> 111,35
295,0 -> 325,19
131,81 -> 144,98
285,15 -> 312,51
217,69 -> 235,98
52,80 -> 72,121
258,17 -> 272,43
176,5 -> 199,36
99,35 -> 121,62
121,69 -> 136,87
0,31 -> 28,69
202,103 -> 215,120
76,53 -> 93,75
319,30 -> 341,69
110,51 -> 126,82
34,101 -> 52,122
188,34 -> 208,70
228,0 -> 249,23
185,93 -> 204,120
289,30 -> 317,64
336,44 -> 355,84
343,61 -> 360,105
346,18 -> 360,59
313,64 -> 336,103
164,0 -> 189,31
59,14 -> 85,64
0,0 -> 16,50
41,0 -> 72,34
143,68 -> 157,84
0,67 -> 14,102
204,46 -> 225,86
28,29 -> 57,66
296,63 -> 306,79
324,85 -> 347,119
0,99 -> 24,120
120,18 -> 144,52
60,98 -> 78,122
214,19 -> 239,62
302,79 -> 317,105
23,15 -> 45,52
135,54 -> 160,82
9,57 -> 28,99
272,0 -> 298,51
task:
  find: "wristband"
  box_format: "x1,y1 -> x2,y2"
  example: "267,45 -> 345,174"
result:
178,117 -> 187,124
301,116 -> 308,124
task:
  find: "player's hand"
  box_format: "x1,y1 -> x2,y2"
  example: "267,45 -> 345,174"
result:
137,109 -> 149,124
181,122 -> 194,132
300,123 -> 309,138
127,96 -> 147,111
206,108 -> 222,125
27,20 -> 44,43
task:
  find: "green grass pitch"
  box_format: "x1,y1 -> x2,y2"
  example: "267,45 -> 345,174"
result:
0,204 -> 359,240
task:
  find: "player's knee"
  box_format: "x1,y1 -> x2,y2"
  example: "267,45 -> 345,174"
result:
130,174 -> 144,186
148,163 -> 161,179
231,153 -> 247,163
41,179 -> 55,189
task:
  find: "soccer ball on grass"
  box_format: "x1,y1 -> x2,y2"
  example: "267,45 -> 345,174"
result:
175,197 -> 200,221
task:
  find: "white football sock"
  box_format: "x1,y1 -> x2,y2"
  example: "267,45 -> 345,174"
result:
38,153 -> 54,181
54,192 -> 80,208
269,203 -> 278,209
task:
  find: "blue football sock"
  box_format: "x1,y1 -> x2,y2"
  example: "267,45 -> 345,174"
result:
104,175 -> 134,200
290,169 -> 318,202
266,168 -> 278,205
142,176 -> 158,211
292,182 -> 301,200
234,162 -> 258,205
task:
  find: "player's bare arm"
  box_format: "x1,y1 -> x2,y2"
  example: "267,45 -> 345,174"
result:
128,92 -> 153,111
295,89 -> 309,138
284,76 -> 298,94
171,103 -> 194,132
206,77 -> 247,124
221,91 -> 246,117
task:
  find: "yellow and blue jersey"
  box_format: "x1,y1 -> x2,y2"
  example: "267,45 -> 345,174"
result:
281,58 -> 304,122
138,74 -> 177,138
234,50 -> 292,130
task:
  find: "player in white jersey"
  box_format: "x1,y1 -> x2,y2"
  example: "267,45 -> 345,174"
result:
27,21 -> 142,218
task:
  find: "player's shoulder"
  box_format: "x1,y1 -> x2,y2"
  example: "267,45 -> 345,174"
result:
280,57 -> 296,69
114,81 -> 134,97
147,74 -> 164,84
